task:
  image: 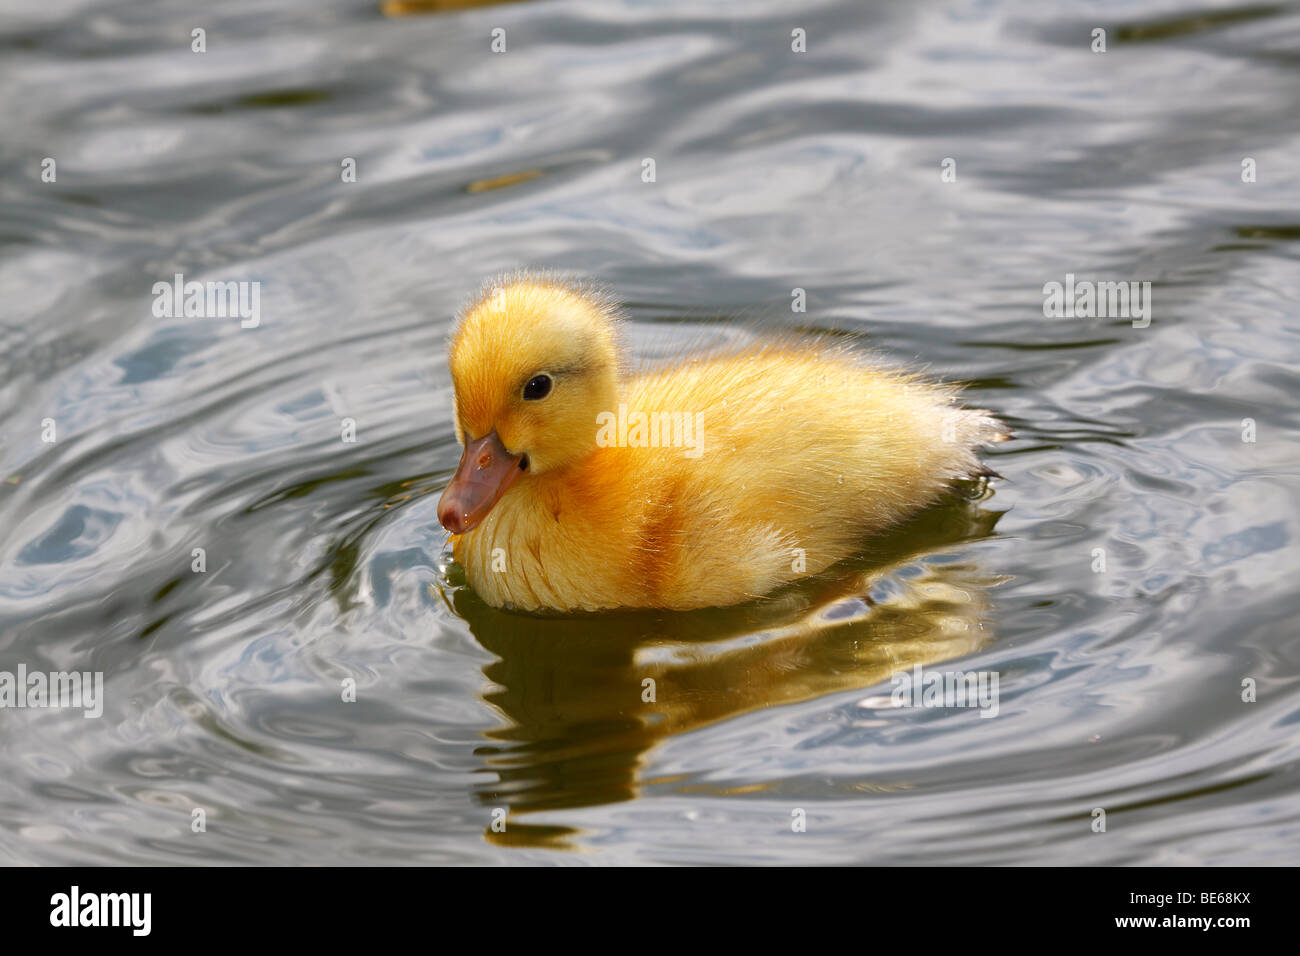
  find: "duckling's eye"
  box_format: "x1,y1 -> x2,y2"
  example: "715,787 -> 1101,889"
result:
522,374 -> 552,401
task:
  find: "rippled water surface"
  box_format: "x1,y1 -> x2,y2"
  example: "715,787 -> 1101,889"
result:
2,0 -> 1299,865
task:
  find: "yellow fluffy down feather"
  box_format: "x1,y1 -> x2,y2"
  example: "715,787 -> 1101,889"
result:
438,277 -> 1007,612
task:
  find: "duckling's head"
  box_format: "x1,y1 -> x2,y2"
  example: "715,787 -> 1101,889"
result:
438,277 -> 620,534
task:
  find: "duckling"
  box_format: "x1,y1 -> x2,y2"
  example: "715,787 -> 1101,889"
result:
438,276 -> 1007,612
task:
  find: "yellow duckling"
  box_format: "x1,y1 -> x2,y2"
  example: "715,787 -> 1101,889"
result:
438,276 -> 1007,612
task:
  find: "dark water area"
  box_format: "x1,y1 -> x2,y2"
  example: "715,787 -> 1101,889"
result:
1,0 -> 1298,864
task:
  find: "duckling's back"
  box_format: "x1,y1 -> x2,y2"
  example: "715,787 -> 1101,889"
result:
616,340 -> 1005,608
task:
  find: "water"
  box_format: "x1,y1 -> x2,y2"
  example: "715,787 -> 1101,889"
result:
1,0 -> 1298,865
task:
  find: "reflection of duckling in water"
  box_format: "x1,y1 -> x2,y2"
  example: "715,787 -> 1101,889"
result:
443,498 -> 1005,848
438,276 -> 1009,612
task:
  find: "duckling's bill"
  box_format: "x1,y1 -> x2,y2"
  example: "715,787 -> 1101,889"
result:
437,430 -> 524,534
